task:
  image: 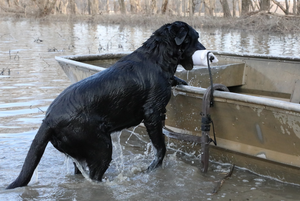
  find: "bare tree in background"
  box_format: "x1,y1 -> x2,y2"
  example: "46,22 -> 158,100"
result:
92,0 -> 98,15
136,0 -> 141,13
151,0 -> 157,14
189,0 -> 195,16
5,0 -> 11,7
203,0 -> 209,15
241,0 -> 250,15
237,0 -> 242,14
203,0 -> 215,16
119,0 -> 126,14
68,0 -> 75,15
260,0 -> 270,11
130,0 -> 141,14
177,0 -> 183,16
85,0 -> 97,15
1,0 -> 300,17
87,0 -> 91,14
271,0 -> 290,15
130,0 -> 137,13
220,0 -> 231,17
182,0 -> 186,16
285,0 -> 289,14
55,0 -> 69,14
232,0 -> 236,16
9,0 -> 20,7
106,0 -> 110,13
31,0 -> 58,16
252,0 -> 259,10
161,0 -> 168,14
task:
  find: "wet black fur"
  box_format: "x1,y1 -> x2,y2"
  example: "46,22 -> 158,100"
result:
6,21 -> 205,189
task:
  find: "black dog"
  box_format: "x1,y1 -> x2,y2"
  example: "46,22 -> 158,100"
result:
6,21 -> 205,189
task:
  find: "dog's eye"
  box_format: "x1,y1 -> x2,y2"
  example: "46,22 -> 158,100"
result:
184,38 -> 190,44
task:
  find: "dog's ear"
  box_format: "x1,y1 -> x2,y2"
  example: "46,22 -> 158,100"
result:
169,22 -> 188,46
175,26 -> 188,46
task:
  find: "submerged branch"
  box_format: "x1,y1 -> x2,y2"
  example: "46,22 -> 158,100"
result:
212,164 -> 235,194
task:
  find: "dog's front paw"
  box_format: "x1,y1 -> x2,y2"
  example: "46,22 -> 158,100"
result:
147,159 -> 162,172
171,76 -> 188,86
177,79 -> 188,85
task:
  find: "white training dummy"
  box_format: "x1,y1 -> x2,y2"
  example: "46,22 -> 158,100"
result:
192,50 -> 218,66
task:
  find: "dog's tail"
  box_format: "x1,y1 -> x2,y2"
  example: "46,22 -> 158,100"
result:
6,122 -> 53,189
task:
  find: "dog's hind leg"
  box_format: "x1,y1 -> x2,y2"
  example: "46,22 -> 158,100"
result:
143,111 -> 166,171
85,133 -> 113,181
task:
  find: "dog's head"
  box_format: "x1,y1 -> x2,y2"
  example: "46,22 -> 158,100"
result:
143,21 -> 205,72
168,21 -> 206,70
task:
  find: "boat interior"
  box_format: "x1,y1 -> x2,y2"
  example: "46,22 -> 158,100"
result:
175,52 -> 300,103
75,52 -> 300,103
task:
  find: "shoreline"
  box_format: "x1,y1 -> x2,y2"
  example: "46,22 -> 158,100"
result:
1,12 -> 300,34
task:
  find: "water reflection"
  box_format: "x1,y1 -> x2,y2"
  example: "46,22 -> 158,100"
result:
1,18 -> 300,200
200,28 -> 300,57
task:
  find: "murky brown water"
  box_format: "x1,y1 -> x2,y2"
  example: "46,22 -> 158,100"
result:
1,17 -> 300,200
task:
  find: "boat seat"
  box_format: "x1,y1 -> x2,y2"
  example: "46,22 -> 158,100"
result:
290,80 -> 300,103
175,62 -> 245,88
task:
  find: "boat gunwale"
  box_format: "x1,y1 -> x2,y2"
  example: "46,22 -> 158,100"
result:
55,51 -> 300,63
175,85 -> 300,113
213,51 -> 300,62
55,52 -> 131,72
